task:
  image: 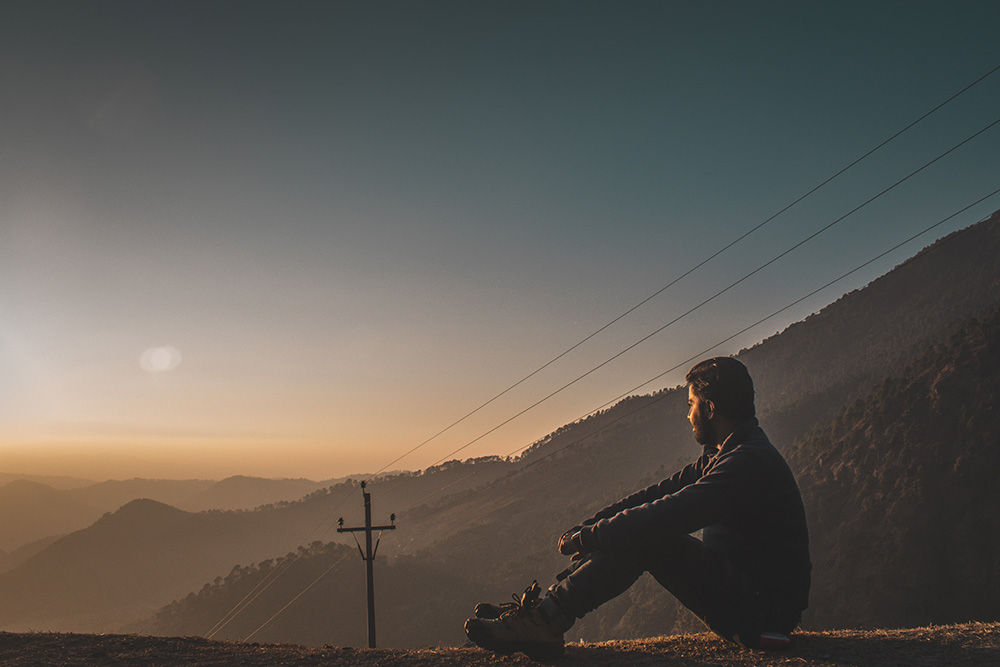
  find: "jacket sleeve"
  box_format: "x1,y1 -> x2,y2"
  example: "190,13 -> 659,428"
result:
578,446 -> 764,551
582,452 -> 710,525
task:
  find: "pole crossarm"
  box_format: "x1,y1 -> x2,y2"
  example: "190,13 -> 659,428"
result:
338,524 -> 396,532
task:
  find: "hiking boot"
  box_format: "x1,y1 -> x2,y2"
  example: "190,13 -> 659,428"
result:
465,582 -> 564,661
474,580 -> 540,619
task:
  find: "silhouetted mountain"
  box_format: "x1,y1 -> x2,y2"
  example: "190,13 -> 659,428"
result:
0,475 -> 366,555
62,476 -> 347,514
65,479 -> 216,514
0,535 -> 61,573
0,460 -> 513,633
0,494 -> 349,631
0,472 -> 95,490
0,480 -> 103,553
183,476 -> 329,512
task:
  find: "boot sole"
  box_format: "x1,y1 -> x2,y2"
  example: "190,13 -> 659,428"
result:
464,619 -> 565,661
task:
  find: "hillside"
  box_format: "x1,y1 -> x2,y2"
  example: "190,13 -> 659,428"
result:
745,207 -> 1000,444
0,535 -> 61,573
787,302 -> 1000,630
144,540 -> 480,648
0,474 -> 397,558
0,480 -> 103,554
0,476 -> 341,555
0,496 -> 344,631
2,622 -> 999,666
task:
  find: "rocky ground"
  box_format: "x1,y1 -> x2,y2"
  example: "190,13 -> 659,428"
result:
2,622 -> 998,666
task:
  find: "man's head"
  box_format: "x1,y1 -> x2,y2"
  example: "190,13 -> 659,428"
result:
685,357 -> 755,446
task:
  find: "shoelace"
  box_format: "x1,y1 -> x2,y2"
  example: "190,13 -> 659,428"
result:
499,580 -> 541,619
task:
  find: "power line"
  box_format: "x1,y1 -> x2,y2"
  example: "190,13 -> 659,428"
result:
363,63 -> 1000,481
397,188 -> 1000,518
379,112 -> 1000,487
243,550 -> 353,642
205,484 -> 361,639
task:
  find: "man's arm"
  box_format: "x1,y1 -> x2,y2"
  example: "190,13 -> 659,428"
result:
586,452 -> 710,524
576,446 -> 765,552
558,451 -> 712,555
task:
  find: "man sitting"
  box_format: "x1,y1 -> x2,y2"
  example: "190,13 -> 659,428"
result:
465,357 -> 811,659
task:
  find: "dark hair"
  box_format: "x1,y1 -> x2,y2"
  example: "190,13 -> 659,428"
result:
685,357 -> 756,422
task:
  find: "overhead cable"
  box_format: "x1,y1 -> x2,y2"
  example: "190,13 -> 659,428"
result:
399,187 -> 1000,518
363,62 -> 1000,480
383,113 -> 1000,484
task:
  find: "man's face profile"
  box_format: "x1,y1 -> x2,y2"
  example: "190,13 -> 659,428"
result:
687,385 -> 717,446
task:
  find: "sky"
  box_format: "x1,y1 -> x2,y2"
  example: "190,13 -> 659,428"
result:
2,1 -> 998,481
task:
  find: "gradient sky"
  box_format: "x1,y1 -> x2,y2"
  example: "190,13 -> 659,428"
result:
2,1 -> 998,481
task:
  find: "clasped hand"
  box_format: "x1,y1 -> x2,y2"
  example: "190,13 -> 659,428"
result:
558,525 -> 586,555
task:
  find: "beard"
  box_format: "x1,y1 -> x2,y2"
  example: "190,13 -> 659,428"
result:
691,407 -> 718,446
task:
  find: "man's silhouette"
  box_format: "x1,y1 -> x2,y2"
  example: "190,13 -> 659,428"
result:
465,357 -> 811,659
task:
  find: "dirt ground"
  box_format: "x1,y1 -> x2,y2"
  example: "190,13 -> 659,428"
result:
1,621 -> 998,667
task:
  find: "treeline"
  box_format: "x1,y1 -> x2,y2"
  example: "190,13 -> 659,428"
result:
146,540 -> 484,648
788,303 -> 1000,630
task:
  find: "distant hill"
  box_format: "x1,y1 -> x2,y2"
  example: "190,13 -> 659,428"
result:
0,472 -> 94,490
64,479 -> 217,514
0,480 -> 103,554
0,475 -> 357,555
0,460 -> 513,633
0,535 -> 61,573
0,495 -> 345,631
183,476 -> 332,512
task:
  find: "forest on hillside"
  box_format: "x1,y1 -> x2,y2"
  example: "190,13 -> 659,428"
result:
788,303 -> 1000,630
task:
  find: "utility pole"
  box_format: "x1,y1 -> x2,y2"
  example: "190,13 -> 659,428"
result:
337,481 -> 396,648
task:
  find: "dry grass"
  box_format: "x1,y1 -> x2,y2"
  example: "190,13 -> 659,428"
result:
2,622 -> 998,666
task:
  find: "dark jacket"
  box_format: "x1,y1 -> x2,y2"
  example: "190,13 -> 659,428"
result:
577,418 -> 811,613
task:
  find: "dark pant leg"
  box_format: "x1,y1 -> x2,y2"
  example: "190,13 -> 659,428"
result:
547,550 -> 648,620
547,535 -> 794,648
644,535 -> 767,646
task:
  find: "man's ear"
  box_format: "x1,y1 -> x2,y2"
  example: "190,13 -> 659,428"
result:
705,400 -> 716,420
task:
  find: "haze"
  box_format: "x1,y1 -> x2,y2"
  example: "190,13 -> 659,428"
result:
2,1 -> 998,480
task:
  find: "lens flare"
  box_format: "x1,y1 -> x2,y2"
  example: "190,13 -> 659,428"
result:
140,346 -> 182,373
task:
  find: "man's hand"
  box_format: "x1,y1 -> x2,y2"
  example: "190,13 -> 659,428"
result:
558,526 -> 585,555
